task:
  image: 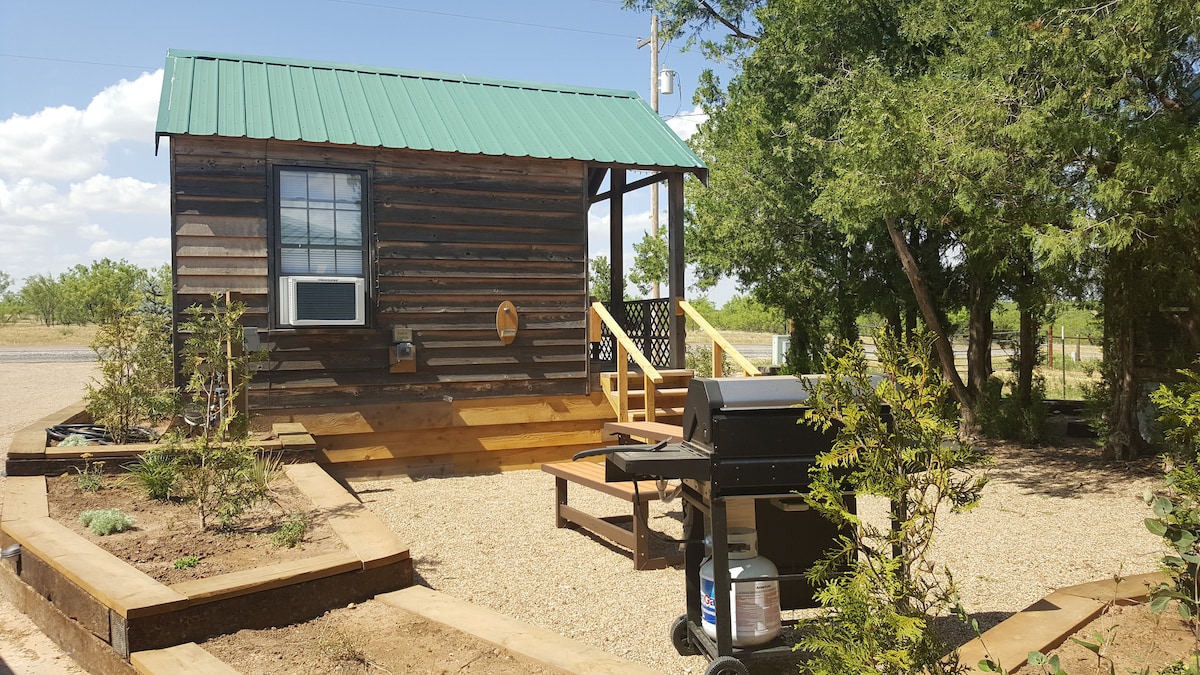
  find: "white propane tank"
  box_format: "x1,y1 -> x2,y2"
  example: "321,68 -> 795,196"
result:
700,527 -> 781,647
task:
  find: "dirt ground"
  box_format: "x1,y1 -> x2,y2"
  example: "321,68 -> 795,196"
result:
46,473 -> 345,585
1047,602 -> 1198,673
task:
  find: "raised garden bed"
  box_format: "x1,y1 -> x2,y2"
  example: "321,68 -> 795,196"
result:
1,405 -> 412,675
4,401 -> 319,477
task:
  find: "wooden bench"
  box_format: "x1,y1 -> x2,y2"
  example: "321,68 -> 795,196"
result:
541,461 -> 683,570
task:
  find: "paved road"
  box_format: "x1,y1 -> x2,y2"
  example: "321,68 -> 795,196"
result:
0,346 -> 95,363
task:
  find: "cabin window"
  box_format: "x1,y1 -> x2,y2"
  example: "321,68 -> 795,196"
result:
275,168 -> 369,327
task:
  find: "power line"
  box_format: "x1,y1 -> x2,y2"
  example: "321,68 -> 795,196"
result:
327,0 -> 640,40
0,53 -> 155,71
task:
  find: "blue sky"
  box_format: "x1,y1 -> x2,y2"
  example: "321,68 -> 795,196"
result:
0,0 -> 738,302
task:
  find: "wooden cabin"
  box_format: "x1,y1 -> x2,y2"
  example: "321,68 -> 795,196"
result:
154,50 -> 710,477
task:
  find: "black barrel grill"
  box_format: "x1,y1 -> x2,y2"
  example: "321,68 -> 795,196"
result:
604,376 -> 861,675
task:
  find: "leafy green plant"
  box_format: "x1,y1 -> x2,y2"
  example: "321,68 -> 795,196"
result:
271,512 -> 309,548
170,432 -> 267,531
1149,366 -> 1200,640
79,509 -> 135,536
799,329 -> 988,675
123,448 -> 180,501
173,555 -> 200,570
59,433 -> 89,447
73,453 -> 105,492
84,301 -> 175,444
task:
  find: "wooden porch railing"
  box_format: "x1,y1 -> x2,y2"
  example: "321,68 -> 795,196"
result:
676,299 -> 762,378
589,302 -> 664,422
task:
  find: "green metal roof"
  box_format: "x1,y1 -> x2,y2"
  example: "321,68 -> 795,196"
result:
155,50 -> 706,175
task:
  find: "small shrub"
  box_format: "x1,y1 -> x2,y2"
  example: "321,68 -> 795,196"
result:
59,433 -> 89,447
173,555 -> 200,570
172,434 -> 268,530
124,448 -> 180,500
318,628 -> 367,665
79,509 -> 135,536
73,453 -> 105,492
271,512 -> 309,548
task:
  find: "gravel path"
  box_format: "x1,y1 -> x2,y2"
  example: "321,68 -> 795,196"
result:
0,358 -> 1167,674
351,443 -> 1164,674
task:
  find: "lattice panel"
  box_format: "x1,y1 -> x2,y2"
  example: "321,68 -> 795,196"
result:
590,300 -> 672,368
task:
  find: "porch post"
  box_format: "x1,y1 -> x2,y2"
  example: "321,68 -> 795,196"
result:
609,169 -> 626,328
668,172 -> 686,369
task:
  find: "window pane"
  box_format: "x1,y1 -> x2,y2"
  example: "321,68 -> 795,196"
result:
280,172 -> 308,207
335,210 -> 362,246
280,208 -> 309,244
308,209 -> 335,245
308,248 -> 336,274
334,173 -> 362,205
280,249 -> 308,274
336,249 -> 363,275
307,173 -> 336,203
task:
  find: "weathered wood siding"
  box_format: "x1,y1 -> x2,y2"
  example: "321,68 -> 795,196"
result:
170,136 -> 589,410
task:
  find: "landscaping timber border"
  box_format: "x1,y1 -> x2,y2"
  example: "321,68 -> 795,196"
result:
956,571 -> 1169,674
0,462 -> 411,675
4,401 -> 318,476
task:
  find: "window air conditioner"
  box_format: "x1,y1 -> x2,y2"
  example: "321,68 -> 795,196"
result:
278,276 -> 366,326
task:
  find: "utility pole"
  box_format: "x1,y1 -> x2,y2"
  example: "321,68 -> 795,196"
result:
637,15 -> 661,298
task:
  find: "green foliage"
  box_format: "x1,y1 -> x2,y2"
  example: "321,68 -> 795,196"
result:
170,432 -> 269,531
630,228 -> 667,297
169,294 -> 269,529
711,295 -> 784,333
685,344 -> 736,378
173,555 -> 201,570
84,304 -> 176,445
123,449 -> 181,501
179,294 -> 264,440
73,454 -> 105,492
588,256 -> 612,302
1148,375 -> 1200,637
59,434 -> 89,447
978,376 -> 1046,444
20,274 -> 66,327
271,512 -> 309,548
79,509 -> 135,536
799,330 -> 987,674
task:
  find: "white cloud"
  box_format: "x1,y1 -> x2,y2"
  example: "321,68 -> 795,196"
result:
0,70 -> 163,181
88,236 -> 170,269
666,107 -> 707,141
77,224 -> 109,240
0,178 -> 79,224
68,175 -> 168,214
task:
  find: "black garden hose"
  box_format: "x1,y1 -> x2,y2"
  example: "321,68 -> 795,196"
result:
46,424 -> 159,445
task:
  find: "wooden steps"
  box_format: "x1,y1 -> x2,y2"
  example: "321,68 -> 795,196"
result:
599,369 -> 693,423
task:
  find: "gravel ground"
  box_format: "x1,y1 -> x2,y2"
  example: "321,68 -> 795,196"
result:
0,358 -> 1168,674
351,441 -> 1165,675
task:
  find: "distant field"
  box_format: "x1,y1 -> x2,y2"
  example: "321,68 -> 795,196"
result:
0,321 -> 98,346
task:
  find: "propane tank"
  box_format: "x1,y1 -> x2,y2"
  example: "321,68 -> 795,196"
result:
700,527 -> 781,647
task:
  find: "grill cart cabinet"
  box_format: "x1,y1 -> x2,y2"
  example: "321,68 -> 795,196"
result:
605,376 -> 864,675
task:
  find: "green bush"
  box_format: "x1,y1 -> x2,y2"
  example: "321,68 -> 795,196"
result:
79,509 -> 135,536
271,512 -> 309,548
173,555 -> 200,570
123,448 -> 180,500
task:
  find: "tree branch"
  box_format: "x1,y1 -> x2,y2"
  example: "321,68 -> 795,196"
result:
697,0 -> 760,42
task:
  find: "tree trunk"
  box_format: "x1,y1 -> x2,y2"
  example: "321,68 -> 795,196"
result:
966,282 -> 995,403
1016,303 -> 1037,405
1103,250 -> 1148,460
884,217 -> 978,435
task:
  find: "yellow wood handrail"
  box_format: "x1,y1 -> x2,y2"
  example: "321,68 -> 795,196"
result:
676,299 -> 762,377
590,303 -> 664,384
590,302 -> 664,422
